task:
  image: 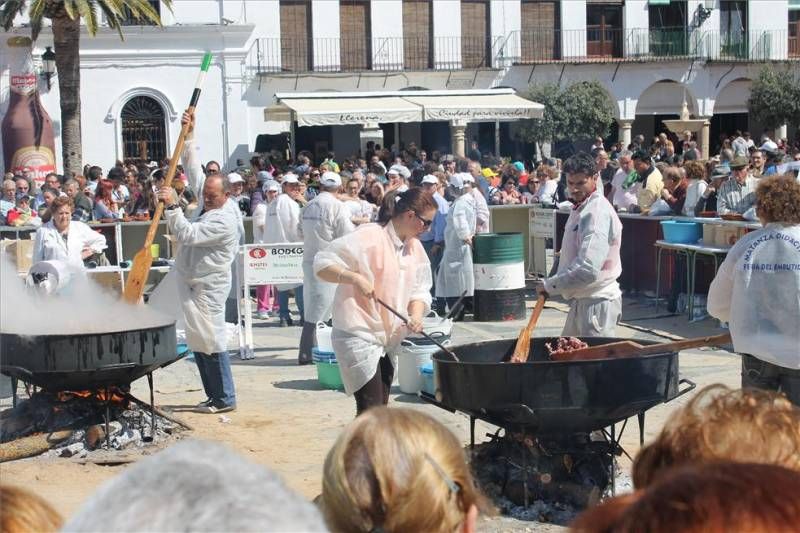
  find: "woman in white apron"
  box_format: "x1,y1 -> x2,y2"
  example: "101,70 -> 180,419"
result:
314,188 -> 437,415
32,195 -> 107,270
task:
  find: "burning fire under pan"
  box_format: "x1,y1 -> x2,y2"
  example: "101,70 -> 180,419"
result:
424,336 -> 696,523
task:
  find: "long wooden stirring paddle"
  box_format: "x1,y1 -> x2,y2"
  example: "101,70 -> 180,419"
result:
510,294 -> 548,363
375,298 -> 460,362
123,53 -> 213,304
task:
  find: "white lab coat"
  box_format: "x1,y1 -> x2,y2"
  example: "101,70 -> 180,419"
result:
166,201 -> 240,354
707,223 -> 800,369
436,193 -> 477,298
32,220 -> 107,270
251,202 -> 267,244
264,193 -> 302,291
544,189 -> 622,335
301,192 -> 354,323
314,222 -> 432,394
471,188 -> 490,233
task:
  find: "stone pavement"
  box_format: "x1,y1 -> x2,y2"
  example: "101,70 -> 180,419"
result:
0,294 -> 739,531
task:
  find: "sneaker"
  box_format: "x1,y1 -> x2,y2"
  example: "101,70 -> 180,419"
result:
256,310 -> 270,319
196,398 -> 214,409
279,317 -> 294,327
194,403 -> 236,414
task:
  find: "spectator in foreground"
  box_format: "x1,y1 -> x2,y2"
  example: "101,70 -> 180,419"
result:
6,195 -> 40,227
609,151 -> 638,211
498,178 -> 522,205
322,407 -> 491,533
708,175 -> 800,405
0,484 -> 63,533
631,384 -> 800,489
63,440 -> 327,532
32,196 -> 107,270
571,462 -> 800,533
64,178 -> 93,222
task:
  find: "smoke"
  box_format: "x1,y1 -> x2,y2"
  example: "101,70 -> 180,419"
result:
0,254 -> 174,336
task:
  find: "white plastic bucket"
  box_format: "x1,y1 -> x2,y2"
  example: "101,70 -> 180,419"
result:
397,337 -> 449,394
421,311 -> 453,337
316,322 -> 333,353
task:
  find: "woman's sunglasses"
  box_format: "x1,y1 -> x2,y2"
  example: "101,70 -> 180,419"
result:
414,212 -> 433,228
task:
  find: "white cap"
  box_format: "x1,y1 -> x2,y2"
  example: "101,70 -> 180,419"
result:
421,174 -> 439,185
320,171 -> 342,188
461,172 -> 476,185
388,164 -> 411,179
282,173 -> 299,184
227,172 -> 244,184
760,141 -> 778,153
264,180 -> 280,192
448,174 -> 465,189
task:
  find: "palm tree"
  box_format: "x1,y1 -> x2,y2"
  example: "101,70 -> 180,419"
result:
1,0 -> 173,177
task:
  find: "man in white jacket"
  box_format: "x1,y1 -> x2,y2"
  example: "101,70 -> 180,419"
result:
158,175 -> 239,413
264,173 -> 304,326
537,152 -> 623,337
298,172 -> 354,364
708,175 -> 800,405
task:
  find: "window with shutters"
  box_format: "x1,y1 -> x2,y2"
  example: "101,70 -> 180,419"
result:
719,1 -> 748,59
586,3 -> 623,58
790,9 -> 800,57
461,0 -> 491,68
648,1 -> 688,57
340,0 -> 372,71
403,0 -> 433,69
280,1 -> 312,72
520,1 -> 560,62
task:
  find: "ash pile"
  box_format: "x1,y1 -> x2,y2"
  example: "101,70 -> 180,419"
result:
470,431 -> 618,525
0,389 -> 184,461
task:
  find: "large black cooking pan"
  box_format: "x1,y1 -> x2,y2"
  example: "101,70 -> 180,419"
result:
432,337 -> 694,434
0,323 -> 178,391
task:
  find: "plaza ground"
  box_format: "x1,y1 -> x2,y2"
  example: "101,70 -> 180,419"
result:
0,295 -> 738,531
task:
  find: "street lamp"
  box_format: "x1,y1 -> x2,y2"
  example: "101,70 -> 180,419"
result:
41,46 -> 56,90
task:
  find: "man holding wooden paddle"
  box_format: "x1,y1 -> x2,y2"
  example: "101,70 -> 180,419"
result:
536,152 -> 623,337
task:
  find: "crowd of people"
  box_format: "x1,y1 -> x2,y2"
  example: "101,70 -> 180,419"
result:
2,383 -> 799,532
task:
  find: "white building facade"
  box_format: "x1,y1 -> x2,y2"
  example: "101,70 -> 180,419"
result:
2,0 -> 799,172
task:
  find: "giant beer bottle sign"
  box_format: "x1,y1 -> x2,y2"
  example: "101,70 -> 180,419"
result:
2,36 -> 56,188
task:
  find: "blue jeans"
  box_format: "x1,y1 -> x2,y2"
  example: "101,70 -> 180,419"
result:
194,351 -> 236,408
278,287 -> 304,321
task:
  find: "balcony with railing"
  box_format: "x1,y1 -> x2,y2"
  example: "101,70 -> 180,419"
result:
256,35 -> 500,74
253,28 -> 799,75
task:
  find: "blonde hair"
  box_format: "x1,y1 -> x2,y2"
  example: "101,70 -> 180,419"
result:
321,407 -> 491,533
0,485 -> 63,533
632,384 -> 800,489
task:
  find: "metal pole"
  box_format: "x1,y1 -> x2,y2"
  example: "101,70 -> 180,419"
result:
147,373 -> 155,441
105,386 -> 111,450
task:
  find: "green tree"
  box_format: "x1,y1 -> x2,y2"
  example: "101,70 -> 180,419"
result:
518,80 -> 615,147
747,67 -> 800,131
1,0 -> 173,177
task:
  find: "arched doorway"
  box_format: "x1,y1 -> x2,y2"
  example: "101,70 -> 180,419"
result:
121,96 -> 167,163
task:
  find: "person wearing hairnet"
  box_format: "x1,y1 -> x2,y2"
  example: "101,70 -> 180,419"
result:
264,173 -> 304,327
298,172 -> 354,365
386,165 -> 410,193
708,174 -> 800,405
463,173 -> 490,234
314,188 -> 437,415
252,180 -> 281,319
436,173 -> 477,321
157,174 -> 240,413
536,152 -> 623,337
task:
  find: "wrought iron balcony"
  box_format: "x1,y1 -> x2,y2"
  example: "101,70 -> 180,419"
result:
254,35 -> 499,74
252,28 -> 799,75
